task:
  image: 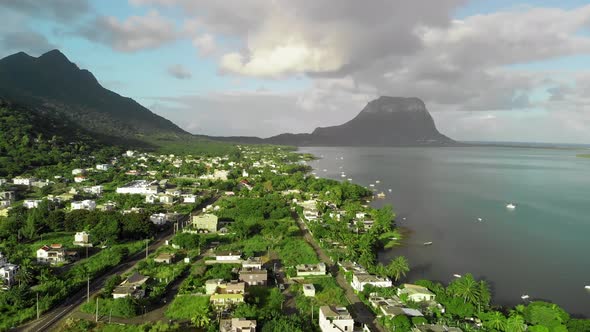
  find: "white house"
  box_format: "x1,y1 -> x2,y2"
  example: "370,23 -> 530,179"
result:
220,318 -> 257,332
116,180 -> 159,195
13,177 -> 35,186
71,200 -> 96,211
351,272 -> 392,292
36,244 -> 66,264
74,176 -> 88,183
216,251 -> 242,261
149,213 -> 168,225
23,199 -> 42,209
319,306 -> 355,332
72,169 -> 85,175
0,253 -> 18,288
82,185 -> 103,195
303,284 -> 316,297
182,194 -> 197,203
296,263 -> 327,277
397,284 -> 436,302
73,231 -> 92,247
159,194 -> 174,204
96,164 -> 111,171
145,194 -> 158,204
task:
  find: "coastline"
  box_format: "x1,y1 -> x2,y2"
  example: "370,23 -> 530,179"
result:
299,146 -> 590,319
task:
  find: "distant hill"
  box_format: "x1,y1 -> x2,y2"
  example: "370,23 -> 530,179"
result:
212,96 -> 455,146
0,50 -> 188,140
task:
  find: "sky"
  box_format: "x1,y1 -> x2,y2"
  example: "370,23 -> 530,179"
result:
1,1 -> 590,143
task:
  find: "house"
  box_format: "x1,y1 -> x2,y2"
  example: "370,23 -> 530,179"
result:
96,164 -> 111,171
101,201 -> 117,211
192,213 -> 218,233
411,325 -> 463,332
159,194 -> 175,204
0,179 -> 7,186
112,272 -> 149,299
239,268 -> 268,286
116,180 -> 159,195
216,251 -> 242,262
122,207 -> 145,214
13,177 -> 35,186
296,263 -> 327,277
150,213 -> 168,225
380,306 -> 423,317
36,244 -> 66,264
319,306 -> 355,332
182,194 -> 197,203
0,191 -> 15,201
351,272 -> 392,292
72,169 -> 85,175
199,169 -> 229,181
145,194 -> 158,204
74,175 -> 87,183
71,200 -> 96,211
154,253 -> 175,264
82,185 -> 103,195
303,284 -> 316,297
210,280 -> 246,307
210,293 -> 245,307
23,199 -> 42,209
31,179 -> 51,188
205,279 -> 225,295
242,257 -> 263,269
397,284 -> 436,302
73,231 -> 92,247
0,253 -> 18,288
220,318 -> 257,332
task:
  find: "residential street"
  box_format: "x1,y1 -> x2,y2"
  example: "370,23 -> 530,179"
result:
292,213 -> 386,332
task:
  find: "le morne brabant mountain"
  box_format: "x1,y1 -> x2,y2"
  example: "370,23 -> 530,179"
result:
209,97 -> 455,146
0,49 -> 454,148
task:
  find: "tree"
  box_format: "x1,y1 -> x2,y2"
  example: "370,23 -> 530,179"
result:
15,259 -> 34,287
191,305 -> 211,328
386,256 -> 410,281
483,311 -> 507,331
506,315 -> 526,332
448,273 -> 480,305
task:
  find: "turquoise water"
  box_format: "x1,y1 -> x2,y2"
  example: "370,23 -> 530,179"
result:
300,146 -> 590,317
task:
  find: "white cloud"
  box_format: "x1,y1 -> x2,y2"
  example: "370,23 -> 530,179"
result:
192,33 -> 216,56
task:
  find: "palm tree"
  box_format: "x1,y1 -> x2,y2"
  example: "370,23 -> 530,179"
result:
15,264 -> 33,287
448,273 -> 480,305
506,314 -> 526,332
191,306 -> 211,328
477,280 -> 491,312
386,256 -> 410,281
483,311 -> 507,331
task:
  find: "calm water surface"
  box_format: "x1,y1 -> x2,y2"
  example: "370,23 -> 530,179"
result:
300,146 -> 590,317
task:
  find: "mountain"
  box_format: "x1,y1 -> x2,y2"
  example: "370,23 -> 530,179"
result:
0,50 -> 188,140
212,96 -> 455,146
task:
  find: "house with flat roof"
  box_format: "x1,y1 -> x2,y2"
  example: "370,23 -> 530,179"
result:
112,272 -> 149,299
71,200 -> 96,211
73,231 -> 92,247
296,262 -> 327,277
116,180 -> 159,195
192,213 -> 218,233
397,284 -> 436,302
351,272 -> 392,292
239,268 -> 268,286
215,251 -> 242,262
220,318 -> 257,332
0,252 -> 18,288
303,284 -> 316,297
319,306 -> 355,332
242,257 -> 263,269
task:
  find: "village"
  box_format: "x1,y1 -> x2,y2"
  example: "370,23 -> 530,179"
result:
1,145 -> 488,332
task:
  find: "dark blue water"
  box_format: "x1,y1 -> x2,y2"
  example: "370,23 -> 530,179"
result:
300,146 -> 590,317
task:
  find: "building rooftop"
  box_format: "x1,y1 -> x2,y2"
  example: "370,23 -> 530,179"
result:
320,306 -> 352,319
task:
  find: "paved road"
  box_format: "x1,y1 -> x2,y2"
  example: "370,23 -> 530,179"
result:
292,213 -> 386,332
19,194 -> 220,332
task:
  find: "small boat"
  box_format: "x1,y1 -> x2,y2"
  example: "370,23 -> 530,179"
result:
376,180 -> 381,184
388,189 -> 392,192
341,174 -> 346,178
585,285 -> 590,290
348,178 -> 352,181
402,217 -> 406,221
323,169 -> 328,172
369,184 -> 375,187
521,294 -> 530,300
477,218 -> 483,222
453,274 -> 462,278
423,241 -> 433,246
377,192 -> 386,199
506,203 -> 516,210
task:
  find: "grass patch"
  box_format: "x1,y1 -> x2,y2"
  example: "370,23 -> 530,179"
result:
165,295 -> 210,320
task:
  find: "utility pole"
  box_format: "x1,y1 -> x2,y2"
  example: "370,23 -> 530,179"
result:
109,308 -> 113,323
95,297 -> 99,322
36,293 -> 39,319
145,239 -> 149,259
87,275 -> 90,303
311,303 -> 314,323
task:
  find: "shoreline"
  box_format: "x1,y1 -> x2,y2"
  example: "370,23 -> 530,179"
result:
300,147 -> 590,319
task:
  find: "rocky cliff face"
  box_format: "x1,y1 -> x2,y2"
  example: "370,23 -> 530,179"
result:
263,96 -> 454,146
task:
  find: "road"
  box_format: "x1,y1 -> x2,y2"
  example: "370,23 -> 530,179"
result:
18,194 -> 220,332
292,213 -> 386,332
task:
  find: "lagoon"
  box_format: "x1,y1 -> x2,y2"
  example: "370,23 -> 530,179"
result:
300,146 -> 590,317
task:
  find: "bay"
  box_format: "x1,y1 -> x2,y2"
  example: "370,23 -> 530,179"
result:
300,146 -> 590,317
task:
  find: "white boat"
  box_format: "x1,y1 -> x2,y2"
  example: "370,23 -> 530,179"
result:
402,217 -> 406,220
348,178 -> 352,181
506,203 -> 516,210
423,241 -> 433,246
477,218 -> 483,222
388,189 -> 392,192
377,192 -> 386,199
585,285 -> 590,290
369,184 -> 375,187
341,174 -> 346,178
376,180 -> 381,184
323,169 -> 328,172
453,274 -> 462,278
521,294 -> 530,300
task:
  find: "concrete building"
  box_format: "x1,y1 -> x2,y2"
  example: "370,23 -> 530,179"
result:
71,200 -> 96,211
73,231 -> 92,247
239,268 -> 268,286
192,213 -> 218,233
319,306 -> 355,332
397,284 -> 436,302
36,244 -> 66,264
23,199 -> 42,209
0,252 -> 18,288
116,180 -> 159,195
303,284 -> 316,297
296,263 -> 327,277
112,272 -> 149,299
351,273 -> 392,292
220,318 -> 257,332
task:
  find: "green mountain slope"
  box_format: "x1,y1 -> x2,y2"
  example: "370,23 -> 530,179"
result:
0,50 -> 187,139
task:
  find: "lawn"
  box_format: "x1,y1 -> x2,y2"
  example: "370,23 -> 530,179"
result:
165,295 -> 210,320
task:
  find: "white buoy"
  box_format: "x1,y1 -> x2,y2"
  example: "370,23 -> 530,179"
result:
453,274 -> 462,278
